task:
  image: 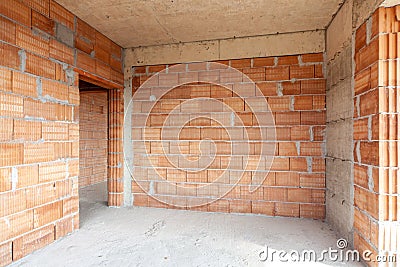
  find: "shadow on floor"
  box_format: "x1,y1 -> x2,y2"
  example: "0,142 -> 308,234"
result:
79,182 -> 108,227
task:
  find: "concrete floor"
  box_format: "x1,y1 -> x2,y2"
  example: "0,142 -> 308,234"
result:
11,182 -> 363,266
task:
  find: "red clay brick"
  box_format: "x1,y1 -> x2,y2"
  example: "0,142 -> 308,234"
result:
0,118 -> 13,142
77,51 -> 95,74
290,157 -> 308,172
243,67 -> 265,81
265,66 -> 289,81
13,224 -> 54,261
275,202 -> 299,217
0,189 -> 27,217
267,96 -> 291,111
301,79 -> 325,94
300,204 -> 325,219
300,173 -> 325,188
353,118 -> 369,140
32,10 -> 54,35
359,89 -> 379,117
14,120 -> 42,141
252,201 -> 275,216
148,65 -> 166,73
291,126 -> 310,141
230,58 -> 251,69
110,41 -> 122,60
278,142 -> 298,156
354,164 -> 369,189
354,67 -> 371,95
314,65 -> 323,78
0,92 -> 23,117
23,142 -> 54,163
229,199 -> 252,213
300,142 -> 323,156
22,0 -> 50,16
359,141 -> 379,166
41,79 -> 69,101
354,186 -> 379,219
49,39 -> 74,65
33,200 -> 63,228
275,112 -> 300,125
301,53 -> 323,63
0,68 -> 12,92
0,242 -> 12,266
278,55 -> 298,65
75,18 -> 95,54
275,172 -> 300,187
17,165 -> 39,188
281,81 -> 301,95
0,210 -> 34,243
95,32 -> 111,64
0,0 -> 32,27
0,42 -> 20,70
288,188 -> 312,202
355,36 -> 379,72
12,71 -> 37,97
253,57 -> 275,67
294,96 -> 313,110
16,25 -> 49,57
300,111 -> 325,125
55,217 -> 73,239
0,16 -> 16,45
290,65 -> 314,79
312,158 -> 325,172
256,82 -> 277,96
26,52 -> 56,79
355,23 -> 367,53
49,0 -> 74,29
0,144 -> 23,166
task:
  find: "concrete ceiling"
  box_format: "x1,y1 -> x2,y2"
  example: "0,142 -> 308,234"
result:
56,0 -> 344,48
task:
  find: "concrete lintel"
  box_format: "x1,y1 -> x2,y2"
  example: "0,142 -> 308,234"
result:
125,30 -> 325,67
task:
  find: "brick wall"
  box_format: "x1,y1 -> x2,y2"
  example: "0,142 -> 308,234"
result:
130,54 -> 326,218
79,90 -> 108,188
0,0 -> 123,265
353,5 -> 399,264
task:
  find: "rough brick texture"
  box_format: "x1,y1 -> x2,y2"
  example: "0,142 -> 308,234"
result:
353,6 -> 400,264
0,0 -> 123,265
79,90 -> 108,188
131,54 -> 326,219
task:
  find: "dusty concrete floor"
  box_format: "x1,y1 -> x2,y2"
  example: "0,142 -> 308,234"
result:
12,182 -> 363,266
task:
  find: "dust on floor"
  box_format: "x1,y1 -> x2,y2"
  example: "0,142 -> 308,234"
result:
11,182 -> 363,266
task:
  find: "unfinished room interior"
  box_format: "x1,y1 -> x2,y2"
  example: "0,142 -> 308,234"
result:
0,0 -> 400,265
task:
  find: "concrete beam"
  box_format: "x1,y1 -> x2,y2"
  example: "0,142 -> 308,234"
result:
326,0 -> 353,61
125,30 -> 325,66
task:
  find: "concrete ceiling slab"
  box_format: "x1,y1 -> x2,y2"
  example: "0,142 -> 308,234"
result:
56,0 -> 344,48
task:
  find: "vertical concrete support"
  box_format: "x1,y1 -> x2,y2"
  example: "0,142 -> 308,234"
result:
108,89 -> 124,206
325,0 -> 355,244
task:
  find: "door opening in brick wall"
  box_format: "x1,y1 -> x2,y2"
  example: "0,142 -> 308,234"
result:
78,80 -> 109,215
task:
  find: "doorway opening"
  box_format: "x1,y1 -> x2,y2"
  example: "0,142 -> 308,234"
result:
78,80 -> 109,224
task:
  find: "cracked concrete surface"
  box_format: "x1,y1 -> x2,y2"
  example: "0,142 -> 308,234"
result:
11,183 -> 362,266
